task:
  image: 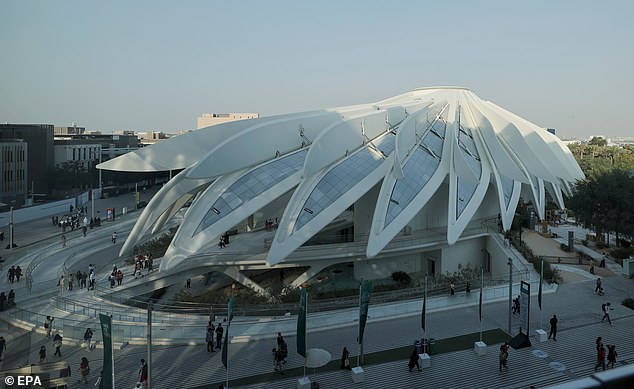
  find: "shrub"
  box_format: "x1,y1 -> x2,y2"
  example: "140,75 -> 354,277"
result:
391,271 -> 412,285
622,298 -> 634,310
596,241 -> 605,249
560,243 -> 569,251
610,247 -> 634,260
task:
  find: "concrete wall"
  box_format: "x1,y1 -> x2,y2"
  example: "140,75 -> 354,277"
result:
440,237 -> 485,275
353,253 -> 423,281
353,182 -> 381,237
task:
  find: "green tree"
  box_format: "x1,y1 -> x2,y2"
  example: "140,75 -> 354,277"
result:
569,169 -> 634,245
588,136 -> 608,147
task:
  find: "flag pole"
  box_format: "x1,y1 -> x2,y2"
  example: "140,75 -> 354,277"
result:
479,265 -> 483,342
539,258 -> 543,330
423,275 -> 427,341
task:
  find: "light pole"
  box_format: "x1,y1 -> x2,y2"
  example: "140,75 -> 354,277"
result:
9,205 -> 14,251
508,257 -> 513,334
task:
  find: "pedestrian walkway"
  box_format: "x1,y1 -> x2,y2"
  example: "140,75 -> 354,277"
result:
1,208 -> 633,389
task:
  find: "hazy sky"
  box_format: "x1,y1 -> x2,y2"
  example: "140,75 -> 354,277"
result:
1,0 -> 633,138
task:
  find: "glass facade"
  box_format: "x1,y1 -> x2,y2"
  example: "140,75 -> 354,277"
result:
194,149 -> 308,235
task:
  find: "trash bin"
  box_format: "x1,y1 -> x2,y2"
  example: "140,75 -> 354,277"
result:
428,338 -> 436,355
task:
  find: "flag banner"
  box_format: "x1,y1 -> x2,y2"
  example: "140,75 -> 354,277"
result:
538,259 -> 543,310
98,314 -> 113,389
297,288 -> 308,357
421,276 -> 427,331
479,266 -> 484,322
520,281 -> 530,333
358,281 -> 373,345
222,324 -> 229,368
227,295 -> 236,323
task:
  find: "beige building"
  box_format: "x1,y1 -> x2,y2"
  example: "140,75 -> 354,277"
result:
196,113 -> 259,130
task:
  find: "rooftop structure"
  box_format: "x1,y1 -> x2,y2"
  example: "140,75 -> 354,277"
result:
197,112 -> 260,129
98,88 -> 584,289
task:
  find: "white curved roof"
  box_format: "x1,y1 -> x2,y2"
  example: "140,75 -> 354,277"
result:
111,87 -> 584,269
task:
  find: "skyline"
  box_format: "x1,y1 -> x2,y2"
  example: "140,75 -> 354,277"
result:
1,1 -> 633,138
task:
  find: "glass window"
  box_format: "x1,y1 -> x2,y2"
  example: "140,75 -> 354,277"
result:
293,132 -> 396,233
194,149 -> 308,235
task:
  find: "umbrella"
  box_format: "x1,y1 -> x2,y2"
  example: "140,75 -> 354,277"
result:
305,348 -> 331,368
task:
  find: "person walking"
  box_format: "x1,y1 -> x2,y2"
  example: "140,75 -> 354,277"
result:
0,336 -> 6,362
595,277 -> 602,293
499,342 -> 509,371
78,357 -> 90,384
595,344 -> 606,371
273,348 -> 284,374
39,345 -> 47,363
53,333 -> 63,357
215,323 -> 223,349
112,232 -> 117,244
548,314 -> 558,341
138,359 -> 148,387
408,347 -> 422,372
45,316 -> 54,338
601,302 -> 613,326
206,328 -> 215,352
84,327 -> 93,352
607,345 -> 618,369
61,234 -> 66,248
340,347 -> 351,370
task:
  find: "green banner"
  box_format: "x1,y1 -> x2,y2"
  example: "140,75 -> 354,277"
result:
421,276 -> 426,331
296,288 -> 307,357
538,259 -> 543,310
227,295 -> 236,323
222,296 -> 235,369
358,281 -> 373,344
98,314 -> 113,389
222,324 -> 229,368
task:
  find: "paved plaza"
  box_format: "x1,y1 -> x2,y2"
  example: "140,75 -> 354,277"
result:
1,197 -> 633,388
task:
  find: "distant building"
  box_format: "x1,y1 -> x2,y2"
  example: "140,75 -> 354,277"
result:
0,140 -> 28,207
196,113 -> 259,130
54,125 -> 86,135
0,124 -> 54,197
136,131 -> 169,146
54,133 -> 140,163
54,141 -> 102,171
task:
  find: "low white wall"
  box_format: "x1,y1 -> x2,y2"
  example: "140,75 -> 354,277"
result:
0,189 -> 101,227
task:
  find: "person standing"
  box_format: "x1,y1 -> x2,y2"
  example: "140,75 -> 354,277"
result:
595,344 -> 606,371
607,345 -> 617,369
206,328 -> 215,352
186,278 -> 191,288
15,266 -> 22,282
449,282 -> 455,296
215,323 -> 223,349
595,277 -> 602,293
499,342 -> 509,371
84,327 -> 93,352
39,345 -> 47,363
61,234 -> 66,248
112,232 -> 117,244
8,266 -> 15,283
68,273 -> 74,291
601,302 -> 613,326
408,347 -> 422,372
548,315 -> 558,341
53,333 -> 63,357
